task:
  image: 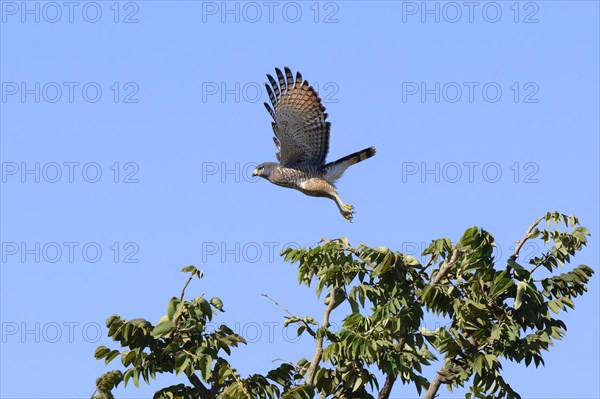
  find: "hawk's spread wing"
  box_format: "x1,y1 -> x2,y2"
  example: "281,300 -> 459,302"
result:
263,67 -> 330,167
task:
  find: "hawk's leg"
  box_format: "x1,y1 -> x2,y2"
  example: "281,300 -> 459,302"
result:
332,193 -> 355,222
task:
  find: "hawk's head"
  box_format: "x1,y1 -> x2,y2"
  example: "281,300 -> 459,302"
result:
253,162 -> 278,181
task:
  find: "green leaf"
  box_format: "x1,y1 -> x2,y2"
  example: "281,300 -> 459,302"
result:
105,349 -> 121,365
175,352 -> 190,376
198,297 -> 213,318
133,368 -> 140,388
459,226 -> 478,245
484,354 -> 497,368
284,316 -> 299,327
473,356 -> 483,375
167,297 -> 182,320
200,355 -> 212,381
352,376 -> 363,392
562,297 -> 574,309
122,350 -> 137,366
375,246 -> 390,254
514,281 -> 527,310
151,318 -> 176,338
210,297 -> 224,311
94,345 -> 110,359
297,325 -> 306,336
403,254 -> 421,266
490,277 -> 514,298
122,368 -> 134,388
181,265 -> 203,279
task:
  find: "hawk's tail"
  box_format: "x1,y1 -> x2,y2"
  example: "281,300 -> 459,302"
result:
324,146 -> 376,182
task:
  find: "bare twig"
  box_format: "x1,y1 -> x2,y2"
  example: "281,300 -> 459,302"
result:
180,274 -> 194,302
305,285 -> 338,386
261,293 -> 294,316
261,294 -> 317,338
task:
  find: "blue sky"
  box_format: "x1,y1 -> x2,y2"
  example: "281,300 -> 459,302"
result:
1,1 -> 598,398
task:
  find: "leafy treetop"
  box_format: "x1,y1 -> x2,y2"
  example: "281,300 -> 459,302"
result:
92,211 -> 594,399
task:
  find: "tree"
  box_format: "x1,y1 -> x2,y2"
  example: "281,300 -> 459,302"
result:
92,212 -> 594,399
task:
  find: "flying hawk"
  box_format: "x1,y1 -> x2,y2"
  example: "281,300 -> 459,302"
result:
253,67 -> 376,222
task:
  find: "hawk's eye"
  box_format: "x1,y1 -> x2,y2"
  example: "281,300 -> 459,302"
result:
259,167 -> 264,172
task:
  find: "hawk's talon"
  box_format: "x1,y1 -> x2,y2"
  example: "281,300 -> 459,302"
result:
343,203 -> 354,212
341,209 -> 355,222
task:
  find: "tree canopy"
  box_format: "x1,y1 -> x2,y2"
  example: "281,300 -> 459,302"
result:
92,212 -> 594,399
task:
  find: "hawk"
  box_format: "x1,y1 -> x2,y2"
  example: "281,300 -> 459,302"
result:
253,67 -> 376,222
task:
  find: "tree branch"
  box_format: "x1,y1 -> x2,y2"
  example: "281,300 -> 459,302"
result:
380,249 -> 458,399
511,217 -> 543,261
164,273 -> 197,341
225,363 -> 252,399
422,254 -> 435,271
423,366 -> 446,399
430,249 -> 459,286
424,217 -> 543,399
188,373 -> 213,398
305,285 -> 338,386
378,336 -> 407,399
378,374 -> 395,399
261,293 -> 317,338
424,360 -> 462,399
420,249 -> 463,399
180,274 -> 194,302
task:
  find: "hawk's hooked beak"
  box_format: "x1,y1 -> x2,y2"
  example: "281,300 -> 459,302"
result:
252,168 -> 259,177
